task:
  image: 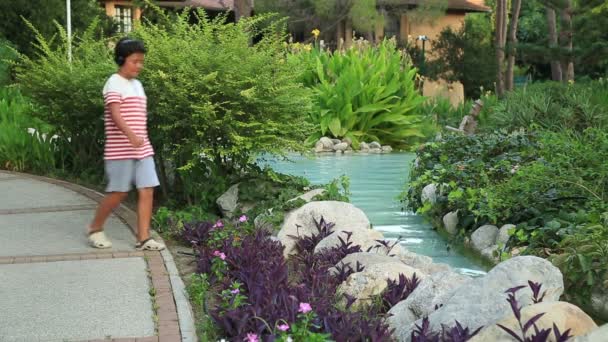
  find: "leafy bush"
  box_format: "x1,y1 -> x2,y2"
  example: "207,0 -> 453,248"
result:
297,38 -> 431,149
0,87 -> 56,172
134,9 -> 314,205
0,39 -> 18,86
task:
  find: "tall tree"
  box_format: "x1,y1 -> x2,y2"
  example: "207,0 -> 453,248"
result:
495,0 -> 507,96
505,0 -> 522,91
545,5 -> 562,81
559,0 -> 574,81
234,0 -> 254,21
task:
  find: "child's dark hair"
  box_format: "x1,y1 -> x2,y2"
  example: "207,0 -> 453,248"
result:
114,37 -> 146,66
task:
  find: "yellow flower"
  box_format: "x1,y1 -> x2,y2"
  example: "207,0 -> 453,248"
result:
312,29 -> 320,38
568,79 -> 575,85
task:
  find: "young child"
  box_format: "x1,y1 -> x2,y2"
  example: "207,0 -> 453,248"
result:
87,37 -> 165,251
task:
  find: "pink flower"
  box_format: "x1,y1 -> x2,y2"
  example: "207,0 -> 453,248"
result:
239,215 -> 248,222
245,333 -> 259,342
213,220 -> 224,228
298,302 -> 312,313
213,250 -> 226,260
277,324 -> 290,331
213,250 -> 221,257
231,289 -> 240,294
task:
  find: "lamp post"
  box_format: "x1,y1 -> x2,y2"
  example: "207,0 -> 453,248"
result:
416,35 -> 428,75
66,0 -> 72,62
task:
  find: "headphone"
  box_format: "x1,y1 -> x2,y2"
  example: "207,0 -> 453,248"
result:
115,39 -> 135,66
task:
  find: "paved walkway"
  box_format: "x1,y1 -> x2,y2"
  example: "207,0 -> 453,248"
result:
0,171 -> 192,342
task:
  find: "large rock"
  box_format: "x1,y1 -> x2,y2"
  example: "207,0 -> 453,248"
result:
320,137 -> 334,149
397,249 -> 451,275
470,301 -> 598,342
333,142 -> 349,151
381,145 -> 393,153
413,256 -> 564,334
331,252 -> 400,275
496,224 -> 516,246
572,324 -> 608,342
277,201 -> 371,258
443,211 -> 459,235
331,138 -> 342,145
421,184 -> 438,205
287,188 -> 326,203
314,229 -> 384,254
216,183 -> 240,218
338,262 -> 423,307
481,245 -> 500,262
369,141 -> 382,149
360,142 -> 370,151
471,225 -> 499,252
390,271 -> 471,341
314,141 -> 325,153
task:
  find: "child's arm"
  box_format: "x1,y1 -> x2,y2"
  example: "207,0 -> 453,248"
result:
109,102 -> 144,147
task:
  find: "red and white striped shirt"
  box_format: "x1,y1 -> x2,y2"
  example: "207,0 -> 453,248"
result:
102,74 -> 154,160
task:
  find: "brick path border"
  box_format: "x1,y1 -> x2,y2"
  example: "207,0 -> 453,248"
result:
0,171 -> 190,342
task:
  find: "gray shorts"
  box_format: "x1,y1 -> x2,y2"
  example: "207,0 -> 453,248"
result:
104,157 -> 160,192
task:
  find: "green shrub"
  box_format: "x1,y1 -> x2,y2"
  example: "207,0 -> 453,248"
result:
15,19 -> 114,177
134,9 -> 314,206
0,39 -> 18,86
0,87 -> 56,172
298,39 -> 431,149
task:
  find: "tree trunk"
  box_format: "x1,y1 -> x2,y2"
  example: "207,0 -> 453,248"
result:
495,0 -> 507,97
505,0 -> 522,91
234,0 -> 253,22
546,6 -> 562,81
345,18 -> 353,49
559,0 -> 574,81
336,19 -> 345,50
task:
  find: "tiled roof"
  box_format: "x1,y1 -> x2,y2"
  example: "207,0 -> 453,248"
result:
156,0 -> 234,11
379,0 -> 491,12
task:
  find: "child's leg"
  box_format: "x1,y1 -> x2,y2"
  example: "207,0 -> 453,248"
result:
137,187 -> 154,241
89,192 -> 128,232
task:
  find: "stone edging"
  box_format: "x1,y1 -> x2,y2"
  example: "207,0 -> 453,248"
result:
0,170 -> 197,342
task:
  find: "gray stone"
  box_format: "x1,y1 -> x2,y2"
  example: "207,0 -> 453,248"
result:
408,271 -> 471,318
314,141 -> 325,153
369,148 -> 382,154
471,302 -> 598,342
572,324 -> 608,342
497,224 -> 516,246
471,225 -> 499,252
0,258 -> 154,341
387,300 -> 418,338
369,141 -> 382,149
333,142 -> 349,151
331,139 -> 342,145
413,256 -> 564,334
320,137 -> 334,149
288,188 -> 326,203
343,137 -> 353,146
315,229 -> 384,254
338,262 -> 423,308
591,290 -> 608,321
331,252 -> 400,276
216,183 -> 239,218
421,184 -> 438,205
443,211 -> 459,235
335,149 -> 344,154
381,145 -> 393,153
277,201 -> 371,258
359,142 -> 370,150
481,245 -> 500,262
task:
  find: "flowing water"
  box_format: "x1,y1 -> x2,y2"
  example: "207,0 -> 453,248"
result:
261,152 -> 486,276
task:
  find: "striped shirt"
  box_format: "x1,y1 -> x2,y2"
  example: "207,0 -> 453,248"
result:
102,74 -> 154,160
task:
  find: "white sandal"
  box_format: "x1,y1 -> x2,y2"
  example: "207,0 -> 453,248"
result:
135,238 -> 165,251
88,231 -> 112,249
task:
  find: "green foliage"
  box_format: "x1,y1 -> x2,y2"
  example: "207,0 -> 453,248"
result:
0,39 -> 18,86
312,175 -> 351,202
299,39 -> 430,149
134,9 -> 314,205
15,19 -> 114,178
0,87 -> 56,173
275,310 -> 332,342
482,81 -> 608,133
187,273 -> 222,341
152,205 -> 216,235
424,13 -> 497,99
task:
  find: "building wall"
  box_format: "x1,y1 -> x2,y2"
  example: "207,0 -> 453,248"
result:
404,12 -> 465,54
102,1 -> 141,20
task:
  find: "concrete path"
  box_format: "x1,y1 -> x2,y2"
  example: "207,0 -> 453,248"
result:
0,171 -> 189,342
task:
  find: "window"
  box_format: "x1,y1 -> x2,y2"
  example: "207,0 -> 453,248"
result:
114,6 -> 133,33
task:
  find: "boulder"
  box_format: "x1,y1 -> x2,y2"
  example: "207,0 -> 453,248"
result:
277,201 -> 371,258
397,249 -> 451,275
333,142 -> 349,151
443,211 -> 459,235
412,256 -> 564,334
359,142 -> 370,151
331,138 -> 342,145
471,225 -> 499,252
343,137 -> 353,146
481,245 -> 500,262
216,183 -> 240,218
314,141 -> 325,153
338,263 -> 423,307
470,301 -> 598,342
314,229 -> 385,254
320,137 -> 334,149
572,324 -> 608,342
381,145 -> 393,153
421,184 -> 438,205
331,252 -> 400,275
497,224 -> 516,246
369,141 -> 382,149
369,148 -> 382,154
387,300 -> 418,338
407,270 -> 471,319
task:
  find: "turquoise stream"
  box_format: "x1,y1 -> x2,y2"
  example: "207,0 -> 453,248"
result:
261,152 -> 486,276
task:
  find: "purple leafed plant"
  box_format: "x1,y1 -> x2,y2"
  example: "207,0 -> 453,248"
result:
441,321 -> 482,342
381,273 -> 421,312
367,236 -> 403,256
412,317 -> 440,342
